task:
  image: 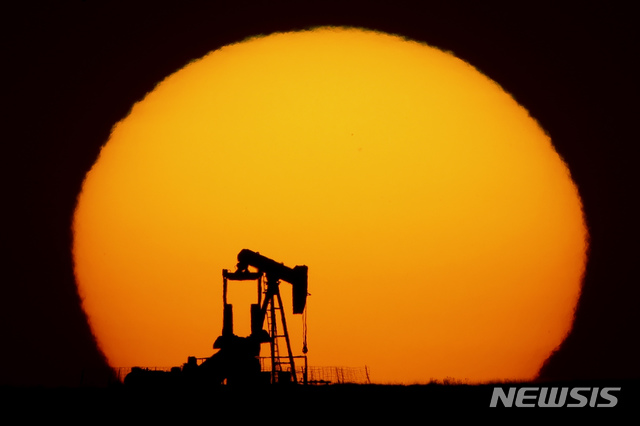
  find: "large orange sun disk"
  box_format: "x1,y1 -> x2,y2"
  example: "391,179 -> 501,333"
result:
73,27 -> 587,384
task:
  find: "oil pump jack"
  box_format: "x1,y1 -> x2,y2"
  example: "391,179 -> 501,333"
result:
200,249 -> 309,385
124,249 -> 308,387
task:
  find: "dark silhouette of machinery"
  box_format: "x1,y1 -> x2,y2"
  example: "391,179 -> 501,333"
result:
125,249 -> 309,387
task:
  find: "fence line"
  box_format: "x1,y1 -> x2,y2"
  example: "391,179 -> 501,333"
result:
305,366 -> 371,384
110,364 -> 371,385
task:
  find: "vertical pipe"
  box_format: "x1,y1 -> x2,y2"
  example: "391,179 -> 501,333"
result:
269,294 -> 276,384
222,272 -> 228,305
303,356 -> 308,385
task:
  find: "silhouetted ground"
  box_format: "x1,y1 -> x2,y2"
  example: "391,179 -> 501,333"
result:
2,380 -> 636,420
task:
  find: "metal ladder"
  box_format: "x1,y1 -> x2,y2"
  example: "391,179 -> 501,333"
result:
265,290 -> 296,383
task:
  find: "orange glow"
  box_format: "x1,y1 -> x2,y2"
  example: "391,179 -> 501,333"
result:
72,27 -> 587,384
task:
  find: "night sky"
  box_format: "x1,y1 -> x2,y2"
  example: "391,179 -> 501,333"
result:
2,1 -> 638,388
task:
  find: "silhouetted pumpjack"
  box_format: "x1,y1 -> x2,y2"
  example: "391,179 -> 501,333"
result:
201,249 -> 309,385
124,249 -> 309,387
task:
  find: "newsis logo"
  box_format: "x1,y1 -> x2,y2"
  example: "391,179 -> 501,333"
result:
490,387 -> 621,408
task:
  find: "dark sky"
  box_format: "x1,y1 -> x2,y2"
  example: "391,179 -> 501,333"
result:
2,1 -> 638,387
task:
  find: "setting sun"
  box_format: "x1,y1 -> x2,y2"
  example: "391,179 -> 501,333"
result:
72,27 -> 587,384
